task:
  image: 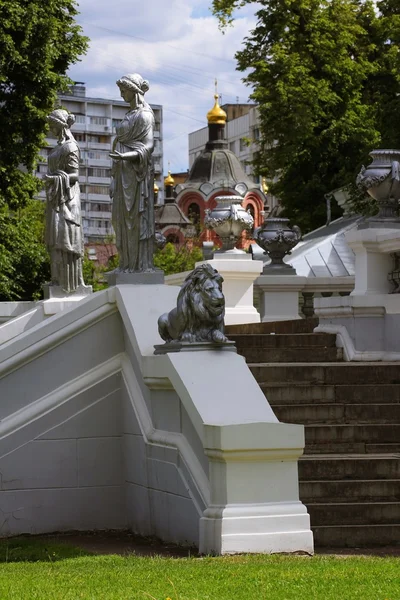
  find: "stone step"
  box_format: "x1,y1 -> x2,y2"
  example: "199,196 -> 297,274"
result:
239,346 -> 343,363
250,363 -> 400,385
300,479 -> 400,502
274,403 -> 400,425
312,524 -> 400,548
306,442 -> 400,454
299,455 -> 400,481
226,318 -> 319,335
305,423 -> 400,446
308,502 -> 400,526
229,333 -> 337,348
262,383 -> 400,405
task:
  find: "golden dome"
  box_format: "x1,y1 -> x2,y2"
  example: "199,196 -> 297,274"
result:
207,94 -> 227,125
261,177 -> 269,194
154,180 -> 159,193
164,171 -> 175,186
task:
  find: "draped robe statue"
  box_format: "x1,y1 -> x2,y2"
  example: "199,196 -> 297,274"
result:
45,109 -> 87,294
110,73 -> 156,272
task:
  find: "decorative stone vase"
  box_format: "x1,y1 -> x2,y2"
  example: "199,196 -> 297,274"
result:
204,195 -> 254,252
254,217 -> 301,272
155,231 -> 166,250
356,149 -> 400,220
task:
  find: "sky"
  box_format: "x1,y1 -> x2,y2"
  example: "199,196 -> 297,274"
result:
69,0 -> 261,174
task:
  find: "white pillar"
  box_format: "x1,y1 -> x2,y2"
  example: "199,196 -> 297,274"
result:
198,255 -> 263,325
199,422 -> 314,555
256,275 -> 307,322
345,229 -> 399,296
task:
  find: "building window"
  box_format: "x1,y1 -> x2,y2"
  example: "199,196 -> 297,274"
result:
75,115 -> 86,124
88,167 -> 111,178
75,133 -> 86,142
87,134 -> 109,144
81,150 -> 109,160
240,138 -> 248,151
89,116 -> 108,125
253,128 -> 260,141
86,185 -> 109,195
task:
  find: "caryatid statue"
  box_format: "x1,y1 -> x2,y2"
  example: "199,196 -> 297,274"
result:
45,109 -> 88,294
110,73 -> 156,272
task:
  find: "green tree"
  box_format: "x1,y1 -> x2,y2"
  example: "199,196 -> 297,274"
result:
0,0 -> 88,299
0,0 -> 88,210
212,0 -> 400,231
0,200 -> 50,301
154,243 -> 203,276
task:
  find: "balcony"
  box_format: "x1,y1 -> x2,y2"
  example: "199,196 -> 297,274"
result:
87,211 -> 112,219
87,124 -> 112,133
88,176 -> 110,185
84,226 -> 113,237
87,193 -> 111,201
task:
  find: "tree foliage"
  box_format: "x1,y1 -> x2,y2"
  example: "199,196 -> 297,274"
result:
0,0 -> 88,211
0,0 -> 88,300
153,243 -> 203,276
0,200 -> 50,301
212,0 -> 400,231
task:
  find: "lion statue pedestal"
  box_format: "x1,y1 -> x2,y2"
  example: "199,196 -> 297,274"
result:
154,264 -> 236,355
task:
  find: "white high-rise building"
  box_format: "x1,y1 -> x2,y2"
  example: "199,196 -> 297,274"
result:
37,84 -> 163,243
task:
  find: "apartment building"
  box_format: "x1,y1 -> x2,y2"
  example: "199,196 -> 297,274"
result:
37,84 -> 164,243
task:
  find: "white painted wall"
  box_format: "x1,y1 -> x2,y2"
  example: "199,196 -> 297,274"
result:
0,284 -> 313,554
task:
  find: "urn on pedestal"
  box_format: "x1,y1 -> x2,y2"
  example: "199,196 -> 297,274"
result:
356,149 -> 400,221
254,217 -> 301,273
204,195 -> 254,253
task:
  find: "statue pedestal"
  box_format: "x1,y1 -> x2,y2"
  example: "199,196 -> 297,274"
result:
43,284 -> 92,300
198,255 -> 263,326
105,270 -> 164,286
154,340 -> 236,355
42,284 -> 93,317
256,275 -> 306,322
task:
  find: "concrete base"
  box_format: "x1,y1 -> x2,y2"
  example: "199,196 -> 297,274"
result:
197,255 -> 263,326
256,275 -> 307,322
43,284 -> 92,300
105,270 -> 164,286
200,502 -> 313,555
199,422 -> 313,555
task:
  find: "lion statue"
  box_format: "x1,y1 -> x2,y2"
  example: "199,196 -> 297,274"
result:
158,263 -> 228,344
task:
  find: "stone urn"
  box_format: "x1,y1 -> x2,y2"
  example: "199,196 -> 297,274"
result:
204,195 -> 254,253
356,149 -> 400,220
254,217 -> 301,272
155,231 -> 166,250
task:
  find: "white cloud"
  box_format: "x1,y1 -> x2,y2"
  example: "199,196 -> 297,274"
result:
70,0 -> 258,171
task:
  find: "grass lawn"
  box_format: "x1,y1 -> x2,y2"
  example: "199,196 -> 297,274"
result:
0,538 -> 398,600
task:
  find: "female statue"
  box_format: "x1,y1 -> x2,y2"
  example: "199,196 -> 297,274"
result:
45,109 -> 85,293
110,73 -> 155,272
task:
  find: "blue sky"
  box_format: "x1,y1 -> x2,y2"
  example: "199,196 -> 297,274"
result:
69,0 -> 260,173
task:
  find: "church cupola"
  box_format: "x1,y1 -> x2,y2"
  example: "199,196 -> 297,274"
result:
164,170 -> 175,203
206,84 -> 227,143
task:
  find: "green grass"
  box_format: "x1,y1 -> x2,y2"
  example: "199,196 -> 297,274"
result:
0,538 -> 398,600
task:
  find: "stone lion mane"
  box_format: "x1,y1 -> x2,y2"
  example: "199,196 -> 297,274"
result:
158,263 -> 228,344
